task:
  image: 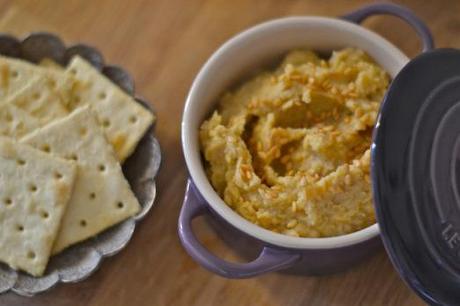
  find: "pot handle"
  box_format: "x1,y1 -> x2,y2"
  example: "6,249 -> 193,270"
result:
178,180 -> 300,278
342,3 -> 434,52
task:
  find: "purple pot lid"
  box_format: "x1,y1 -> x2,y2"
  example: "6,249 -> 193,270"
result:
372,48 -> 460,305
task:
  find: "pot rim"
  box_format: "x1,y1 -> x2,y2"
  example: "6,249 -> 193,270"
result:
182,15 -> 409,250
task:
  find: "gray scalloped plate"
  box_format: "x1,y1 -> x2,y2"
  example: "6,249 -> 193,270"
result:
0,32 -> 161,296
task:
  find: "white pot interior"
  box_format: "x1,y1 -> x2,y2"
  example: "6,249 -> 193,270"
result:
182,16 -> 410,250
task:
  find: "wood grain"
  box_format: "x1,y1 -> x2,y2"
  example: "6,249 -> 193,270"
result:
0,0 -> 458,305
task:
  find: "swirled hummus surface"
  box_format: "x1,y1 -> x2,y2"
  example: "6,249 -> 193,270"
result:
199,48 -> 389,237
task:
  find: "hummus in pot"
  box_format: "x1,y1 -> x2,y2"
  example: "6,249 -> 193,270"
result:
199,48 -> 389,238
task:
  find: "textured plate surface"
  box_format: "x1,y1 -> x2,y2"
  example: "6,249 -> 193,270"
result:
0,32 -> 161,296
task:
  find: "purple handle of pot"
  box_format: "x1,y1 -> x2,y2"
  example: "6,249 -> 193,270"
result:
342,3 -> 434,52
178,180 -> 300,278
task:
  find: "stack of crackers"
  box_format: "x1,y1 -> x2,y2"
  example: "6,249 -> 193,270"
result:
0,55 -> 154,276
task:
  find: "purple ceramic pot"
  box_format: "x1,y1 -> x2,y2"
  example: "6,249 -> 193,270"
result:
180,181 -> 383,276
179,3 -> 433,278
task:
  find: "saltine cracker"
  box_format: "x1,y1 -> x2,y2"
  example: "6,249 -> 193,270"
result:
0,103 -> 41,138
21,106 -> 141,254
66,56 -> 154,162
2,76 -> 69,123
0,137 -> 77,276
0,55 -> 73,103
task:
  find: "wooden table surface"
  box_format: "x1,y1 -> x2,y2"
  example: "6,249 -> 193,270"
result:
0,0 -> 458,305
